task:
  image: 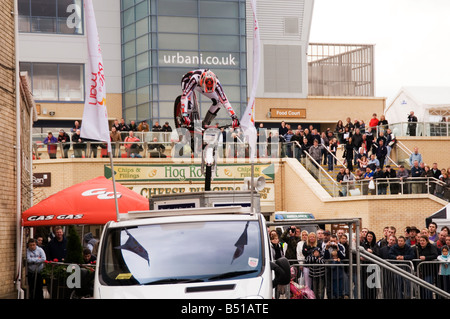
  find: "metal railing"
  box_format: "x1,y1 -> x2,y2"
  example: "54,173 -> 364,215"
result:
276,253 -> 450,299
376,122 -> 450,138
293,141 -> 342,197
26,261 -> 96,299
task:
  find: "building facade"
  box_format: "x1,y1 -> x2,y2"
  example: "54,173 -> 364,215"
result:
18,0 -> 385,133
121,0 -> 248,124
18,0 -> 122,133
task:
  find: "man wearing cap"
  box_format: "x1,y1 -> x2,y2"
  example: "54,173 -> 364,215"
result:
406,226 -> 420,247
319,230 -> 331,252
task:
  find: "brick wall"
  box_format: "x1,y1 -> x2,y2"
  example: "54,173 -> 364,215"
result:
0,0 -> 17,298
397,137 -> 450,169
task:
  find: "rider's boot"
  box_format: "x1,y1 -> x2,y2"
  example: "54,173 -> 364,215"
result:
202,110 -> 218,128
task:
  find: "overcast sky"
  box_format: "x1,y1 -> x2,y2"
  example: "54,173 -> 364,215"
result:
309,0 -> 450,105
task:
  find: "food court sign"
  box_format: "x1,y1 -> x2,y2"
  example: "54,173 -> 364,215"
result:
104,163 -> 275,182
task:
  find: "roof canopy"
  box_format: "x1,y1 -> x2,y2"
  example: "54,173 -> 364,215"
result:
22,176 -> 149,227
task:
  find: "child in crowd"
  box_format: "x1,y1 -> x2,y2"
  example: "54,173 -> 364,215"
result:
305,247 -> 325,299
438,245 -> 450,293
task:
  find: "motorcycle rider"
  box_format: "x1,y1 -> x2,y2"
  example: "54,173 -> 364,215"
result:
180,69 -> 240,129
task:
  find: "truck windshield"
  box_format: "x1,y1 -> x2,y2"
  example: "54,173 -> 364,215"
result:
99,220 -> 263,286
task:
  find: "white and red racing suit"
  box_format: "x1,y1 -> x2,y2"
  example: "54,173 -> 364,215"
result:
180,69 -> 239,128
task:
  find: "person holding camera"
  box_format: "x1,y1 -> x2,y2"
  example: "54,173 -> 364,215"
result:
407,111 -> 418,136
323,234 -> 346,260
281,226 -> 301,263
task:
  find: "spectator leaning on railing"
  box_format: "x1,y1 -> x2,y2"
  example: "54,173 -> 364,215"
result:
57,129 -> 71,159
43,132 -> 58,159
110,126 -> 122,158
71,129 -> 86,158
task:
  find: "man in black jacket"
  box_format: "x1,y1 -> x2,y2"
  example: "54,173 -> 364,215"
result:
280,226 -> 301,264
375,139 -> 388,169
388,236 -> 415,299
385,165 -> 399,194
46,226 -> 67,262
351,128 -> 363,165
407,111 -> 418,136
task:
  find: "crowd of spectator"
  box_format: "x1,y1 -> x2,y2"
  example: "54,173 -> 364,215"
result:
269,222 -> 450,299
273,113 -> 450,201
26,226 -> 99,299
40,118 -> 172,159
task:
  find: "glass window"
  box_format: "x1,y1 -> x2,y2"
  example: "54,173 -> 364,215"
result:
32,63 -> 58,101
124,91 -> 137,107
214,69 -> 240,85
157,0 -> 197,17
158,101 -> 176,118
124,106 -> 137,122
58,64 -> 84,101
19,0 -> 83,34
158,67 -> 191,84
124,74 -> 136,92
158,16 -> 198,33
99,221 -> 262,286
199,1 -> 239,18
123,41 -> 136,60
18,0 -> 30,16
124,57 -> 136,76
31,0 -> 56,17
123,24 -> 136,43
123,7 -> 135,26
135,0 -> 149,21
31,16 -> 56,33
22,62 -> 84,102
158,34 -> 198,51
136,35 -> 149,54
199,18 -> 239,35
200,35 -> 239,52
137,103 -> 150,119
158,85 -> 180,102
136,86 -> 150,104
122,0 -> 135,11
136,68 -> 150,88
136,52 -> 149,71
136,17 -> 148,38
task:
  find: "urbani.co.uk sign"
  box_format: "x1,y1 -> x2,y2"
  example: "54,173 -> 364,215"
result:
104,163 -> 275,182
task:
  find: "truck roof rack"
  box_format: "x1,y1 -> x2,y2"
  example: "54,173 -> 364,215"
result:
120,205 -> 255,221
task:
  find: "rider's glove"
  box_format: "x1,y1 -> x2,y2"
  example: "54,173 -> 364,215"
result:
231,115 -> 240,129
182,113 -> 191,127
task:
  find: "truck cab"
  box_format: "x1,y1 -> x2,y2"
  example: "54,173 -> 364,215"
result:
93,195 -> 290,299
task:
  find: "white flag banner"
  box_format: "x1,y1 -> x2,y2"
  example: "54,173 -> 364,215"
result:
81,0 -> 111,152
240,0 -> 260,162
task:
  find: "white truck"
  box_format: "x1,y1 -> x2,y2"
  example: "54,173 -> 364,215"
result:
93,191 -> 290,299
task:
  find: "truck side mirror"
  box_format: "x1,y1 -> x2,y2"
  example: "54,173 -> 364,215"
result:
270,257 -> 290,286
